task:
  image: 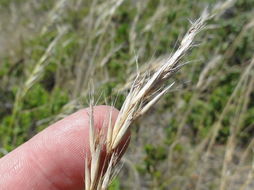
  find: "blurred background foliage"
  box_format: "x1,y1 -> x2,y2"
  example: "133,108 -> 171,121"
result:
0,0 -> 254,189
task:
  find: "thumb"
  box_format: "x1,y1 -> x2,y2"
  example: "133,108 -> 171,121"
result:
0,105 -> 129,190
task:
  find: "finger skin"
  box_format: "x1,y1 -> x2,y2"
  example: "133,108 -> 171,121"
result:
0,105 -> 129,190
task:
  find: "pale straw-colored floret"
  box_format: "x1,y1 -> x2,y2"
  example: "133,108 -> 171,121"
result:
109,10 -> 209,150
84,9 -> 209,190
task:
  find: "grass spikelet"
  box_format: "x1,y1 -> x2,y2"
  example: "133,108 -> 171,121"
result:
84,9 -> 210,190
109,10 -> 209,150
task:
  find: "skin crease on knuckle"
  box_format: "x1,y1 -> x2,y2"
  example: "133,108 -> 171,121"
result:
0,105 -> 129,190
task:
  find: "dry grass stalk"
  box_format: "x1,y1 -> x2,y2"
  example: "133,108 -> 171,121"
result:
9,30 -> 66,144
84,10 -> 210,190
195,56 -> 254,190
73,0 -> 125,99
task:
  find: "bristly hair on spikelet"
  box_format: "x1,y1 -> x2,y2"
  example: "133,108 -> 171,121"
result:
108,10 -> 209,151
84,9 -> 210,190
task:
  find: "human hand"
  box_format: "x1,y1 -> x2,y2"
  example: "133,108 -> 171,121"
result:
0,106 -> 129,190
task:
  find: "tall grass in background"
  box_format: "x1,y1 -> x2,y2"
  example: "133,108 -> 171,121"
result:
0,0 -> 254,189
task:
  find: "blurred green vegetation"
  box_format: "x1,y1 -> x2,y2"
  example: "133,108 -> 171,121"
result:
0,0 -> 254,189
